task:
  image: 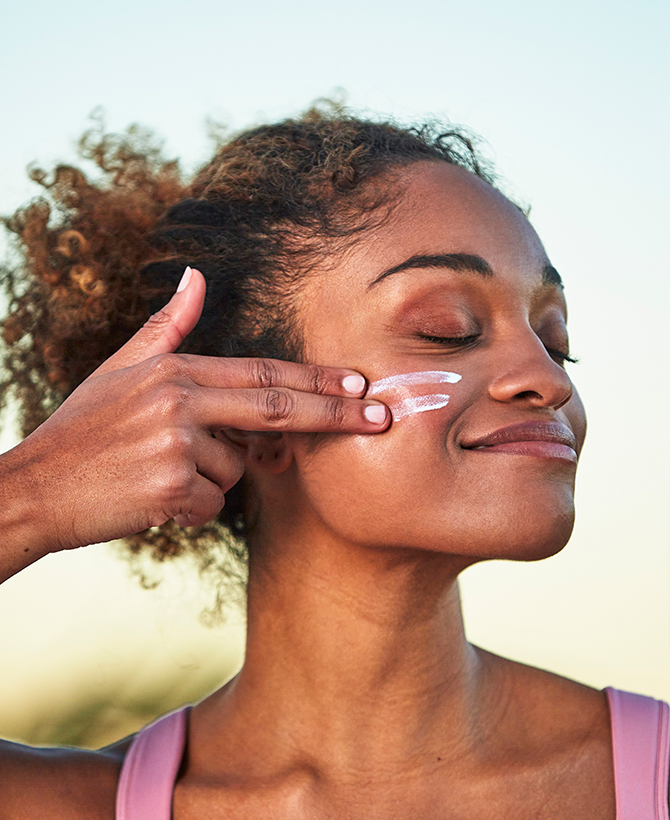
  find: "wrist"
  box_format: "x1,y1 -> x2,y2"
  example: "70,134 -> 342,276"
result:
0,442 -> 56,580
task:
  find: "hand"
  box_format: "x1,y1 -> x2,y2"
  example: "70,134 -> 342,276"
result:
1,268 -> 389,557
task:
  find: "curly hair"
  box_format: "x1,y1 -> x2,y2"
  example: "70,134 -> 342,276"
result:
0,101 -> 499,585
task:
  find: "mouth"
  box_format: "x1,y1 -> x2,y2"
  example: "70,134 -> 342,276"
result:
461,421 -> 578,462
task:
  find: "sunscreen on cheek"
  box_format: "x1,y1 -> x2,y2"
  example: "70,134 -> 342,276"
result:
393,394 -> 452,420
367,371 -> 462,422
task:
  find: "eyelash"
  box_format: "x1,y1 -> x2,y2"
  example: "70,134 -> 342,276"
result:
418,333 -> 480,348
546,349 -> 579,365
419,335 -> 578,365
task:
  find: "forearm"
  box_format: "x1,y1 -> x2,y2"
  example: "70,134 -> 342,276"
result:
0,442 -> 53,583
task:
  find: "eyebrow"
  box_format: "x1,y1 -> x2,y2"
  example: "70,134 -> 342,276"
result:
368,252 -> 563,289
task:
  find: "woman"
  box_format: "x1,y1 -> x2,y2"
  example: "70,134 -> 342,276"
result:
0,107 -> 667,818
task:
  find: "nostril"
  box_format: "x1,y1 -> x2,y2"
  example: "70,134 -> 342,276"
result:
515,390 -> 542,401
510,386 -> 572,410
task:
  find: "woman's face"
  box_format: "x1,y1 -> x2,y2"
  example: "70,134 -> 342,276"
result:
286,161 -> 586,562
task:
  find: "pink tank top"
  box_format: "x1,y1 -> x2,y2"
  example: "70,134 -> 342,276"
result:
116,688 -> 670,819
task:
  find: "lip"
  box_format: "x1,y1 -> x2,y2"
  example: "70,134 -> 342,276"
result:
461,421 -> 578,461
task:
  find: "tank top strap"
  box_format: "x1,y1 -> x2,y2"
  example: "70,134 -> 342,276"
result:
115,692 -> 670,818
605,687 -> 669,819
116,706 -> 190,820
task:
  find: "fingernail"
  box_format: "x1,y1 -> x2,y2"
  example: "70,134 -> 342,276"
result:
342,374 -> 366,394
177,266 -> 192,292
364,404 -> 387,425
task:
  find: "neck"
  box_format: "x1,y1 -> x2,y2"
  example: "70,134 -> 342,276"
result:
202,530 -> 498,779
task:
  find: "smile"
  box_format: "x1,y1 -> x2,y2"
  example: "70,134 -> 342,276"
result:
461,421 -> 578,461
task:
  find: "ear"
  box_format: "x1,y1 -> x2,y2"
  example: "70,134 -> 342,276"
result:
217,429 -> 294,474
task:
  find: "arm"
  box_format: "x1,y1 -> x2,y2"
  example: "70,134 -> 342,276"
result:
0,740 -> 122,819
0,267 -> 389,584
0,443 -> 53,581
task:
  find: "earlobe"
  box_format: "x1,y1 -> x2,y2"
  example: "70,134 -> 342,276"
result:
216,429 -> 293,474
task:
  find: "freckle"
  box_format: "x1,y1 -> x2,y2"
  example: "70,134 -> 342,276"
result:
24,548 -> 29,553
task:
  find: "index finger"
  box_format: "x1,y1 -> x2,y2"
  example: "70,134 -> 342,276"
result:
162,355 -> 370,398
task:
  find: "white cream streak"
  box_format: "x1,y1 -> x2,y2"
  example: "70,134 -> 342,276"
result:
367,370 -> 461,396
392,394 -> 452,420
366,370 -> 463,422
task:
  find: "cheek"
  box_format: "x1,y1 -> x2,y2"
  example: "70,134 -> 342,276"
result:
366,370 -> 463,423
294,394 -> 463,540
295,371 -> 467,520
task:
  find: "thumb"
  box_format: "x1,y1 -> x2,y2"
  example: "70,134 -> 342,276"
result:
94,266 -> 206,376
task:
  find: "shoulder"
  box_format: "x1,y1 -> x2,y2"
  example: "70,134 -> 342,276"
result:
475,647 -> 614,761
0,737 -> 128,819
477,646 -> 611,726
474,649 -> 618,812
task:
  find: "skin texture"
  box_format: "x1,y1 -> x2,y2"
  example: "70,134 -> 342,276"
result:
0,271 -> 389,580
284,162 -> 586,565
0,162 -> 619,819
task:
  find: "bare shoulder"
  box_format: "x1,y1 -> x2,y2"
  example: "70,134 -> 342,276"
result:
475,646 -> 614,766
476,645 -> 611,724
0,736 -> 127,819
473,647 -> 617,816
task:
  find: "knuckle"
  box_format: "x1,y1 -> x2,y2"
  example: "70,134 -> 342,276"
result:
248,358 -> 281,389
155,427 -> 195,461
152,380 -> 195,418
310,365 -> 330,395
140,308 -> 180,348
143,308 -> 174,334
146,512 -> 171,529
324,395 -> 346,427
153,462 -> 194,511
259,388 -> 295,425
144,353 -> 181,382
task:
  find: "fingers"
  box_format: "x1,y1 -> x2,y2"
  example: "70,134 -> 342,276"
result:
171,356 -> 370,399
168,387 -> 385,529
172,473 -> 228,528
94,267 -> 207,376
118,354 -> 389,433
192,434 -> 246,494
193,386 -> 389,433
155,437 -> 243,529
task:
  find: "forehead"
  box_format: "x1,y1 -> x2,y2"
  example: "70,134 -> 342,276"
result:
299,161 -> 560,356
351,161 -> 548,282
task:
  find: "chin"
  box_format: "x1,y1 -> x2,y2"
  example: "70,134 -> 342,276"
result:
449,500 -> 576,564
400,480 -> 578,565
494,514 -> 575,563
458,466 -> 578,562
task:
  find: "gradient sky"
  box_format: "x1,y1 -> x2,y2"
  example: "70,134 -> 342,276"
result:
0,0 -> 667,739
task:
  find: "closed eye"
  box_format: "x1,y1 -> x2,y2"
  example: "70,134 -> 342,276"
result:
546,348 -> 579,366
417,334 -> 577,365
418,334 -> 480,348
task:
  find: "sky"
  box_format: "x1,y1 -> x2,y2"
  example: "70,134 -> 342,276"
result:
0,0 -> 668,744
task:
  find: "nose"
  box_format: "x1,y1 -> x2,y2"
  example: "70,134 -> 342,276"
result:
487,335 -> 574,410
